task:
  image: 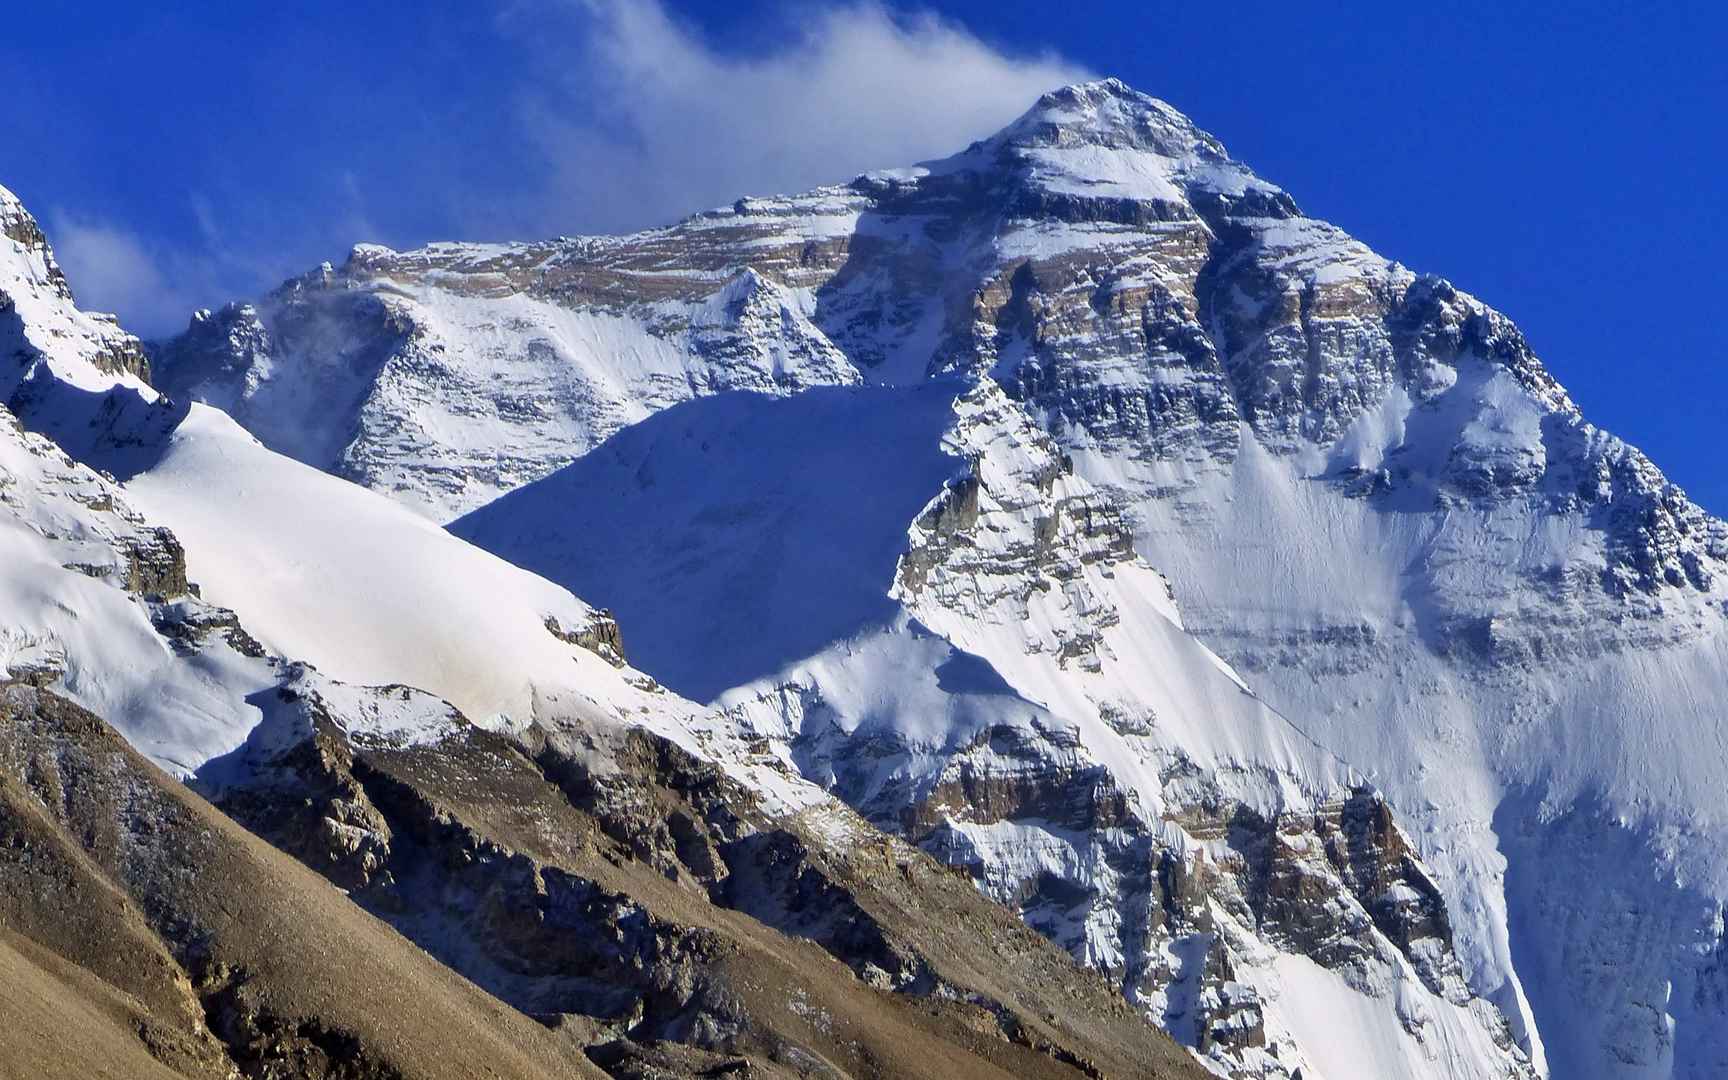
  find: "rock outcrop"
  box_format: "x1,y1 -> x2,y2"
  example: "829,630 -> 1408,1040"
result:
203,668 -> 1208,1078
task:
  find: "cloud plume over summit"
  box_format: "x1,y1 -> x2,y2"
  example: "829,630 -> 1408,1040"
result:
502,0 -> 1089,233
25,1 -> 1086,337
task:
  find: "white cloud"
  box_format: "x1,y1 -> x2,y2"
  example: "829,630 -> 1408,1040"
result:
44,180 -> 376,339
43,213 -> 206,338
503,0 -> 1090,233
39,2 -> 1090,335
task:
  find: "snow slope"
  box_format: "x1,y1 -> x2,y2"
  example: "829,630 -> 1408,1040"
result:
118,394 -> 833,811
125,401 -> 623,729
0,404 -> 267,773
1,181 -> 820,815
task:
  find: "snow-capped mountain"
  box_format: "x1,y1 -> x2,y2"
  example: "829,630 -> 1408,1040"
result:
154,78 -> 1728,1080
3,179 -> 1223,1078
155,77 -> 1728,1078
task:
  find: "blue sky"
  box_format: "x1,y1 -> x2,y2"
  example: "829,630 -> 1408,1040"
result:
4,1 -> 1724,509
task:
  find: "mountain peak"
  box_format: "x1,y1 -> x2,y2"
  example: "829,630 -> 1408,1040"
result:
928,77 -> 1280,210
995,77 -> 1215,157
1,181 -> 68,293
1,183 -> 154,395
0,180 -> 33,228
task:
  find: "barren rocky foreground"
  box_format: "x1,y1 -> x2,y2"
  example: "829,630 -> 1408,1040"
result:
0,682 -> 1205,1078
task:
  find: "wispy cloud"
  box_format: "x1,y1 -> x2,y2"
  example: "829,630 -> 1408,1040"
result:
44,212 -> 207,338
500,0 -> 1089,234
45,178 -> 381,339
42,2 -> 1087,335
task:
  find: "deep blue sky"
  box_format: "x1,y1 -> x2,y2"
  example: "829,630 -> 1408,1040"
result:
3,2 -> 1724,509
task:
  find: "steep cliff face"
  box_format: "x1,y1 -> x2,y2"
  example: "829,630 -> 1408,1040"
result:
146,79 -> 1728,1078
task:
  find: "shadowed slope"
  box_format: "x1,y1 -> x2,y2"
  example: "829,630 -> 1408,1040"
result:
453,384 -> 965,701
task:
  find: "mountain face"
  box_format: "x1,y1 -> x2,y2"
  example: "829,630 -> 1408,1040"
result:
1,147 -> 1512,1080
2,179 -> 1214,1079
148,78 -> 1728,1080
450,376 -> 1533,1078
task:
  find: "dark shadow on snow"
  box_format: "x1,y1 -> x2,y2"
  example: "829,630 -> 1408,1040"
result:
452,383 -> 969,702
2,300 -> 189,477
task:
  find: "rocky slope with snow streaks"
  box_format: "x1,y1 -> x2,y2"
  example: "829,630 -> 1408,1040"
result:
453,375 -> 1533,1079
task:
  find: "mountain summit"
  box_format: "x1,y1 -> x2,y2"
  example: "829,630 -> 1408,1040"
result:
941,77 -> 1282,211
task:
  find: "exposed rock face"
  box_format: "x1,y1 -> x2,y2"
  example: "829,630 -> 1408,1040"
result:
546,611 -> 629,668
896,383 -> 1137,674
202,668 -> 1209,1079
120,526 -> 191,598
0,194 -> 64,280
